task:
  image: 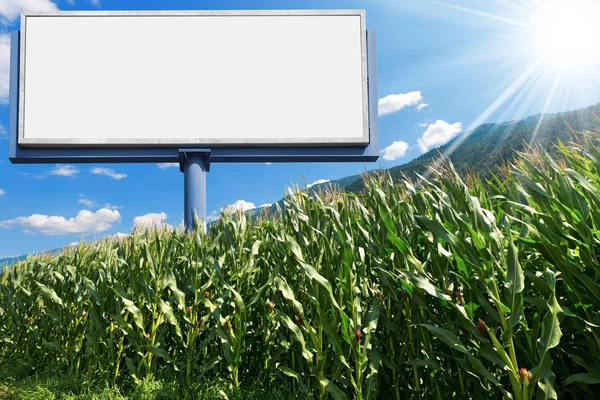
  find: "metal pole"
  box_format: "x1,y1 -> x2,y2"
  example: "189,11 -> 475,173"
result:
181,151 -> 210,232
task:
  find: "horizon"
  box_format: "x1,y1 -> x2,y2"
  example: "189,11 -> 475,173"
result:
1,0 -> 600,257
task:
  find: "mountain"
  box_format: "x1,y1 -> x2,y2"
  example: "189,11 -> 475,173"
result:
250,103 -> 600,217
1,248 -> 67,273
0,255 -> 27,273
342,103 -> 600,193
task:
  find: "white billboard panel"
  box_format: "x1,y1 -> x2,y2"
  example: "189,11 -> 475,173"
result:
18,11 -> 368,148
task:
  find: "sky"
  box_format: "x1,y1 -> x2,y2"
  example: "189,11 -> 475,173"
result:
1,0 -> 600,257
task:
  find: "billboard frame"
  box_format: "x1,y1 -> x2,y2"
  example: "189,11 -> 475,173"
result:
8,25 -> 378,163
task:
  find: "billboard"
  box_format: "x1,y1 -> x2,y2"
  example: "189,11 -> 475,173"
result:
7,9 -> 378,228
17,11 -> 368,148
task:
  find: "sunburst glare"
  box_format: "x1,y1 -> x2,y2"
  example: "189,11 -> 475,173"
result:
432,0 -> 600,168
528,0 -> 600,70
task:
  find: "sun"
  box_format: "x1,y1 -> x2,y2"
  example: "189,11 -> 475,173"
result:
529,0 -> 600,70
428,0 -> 600,166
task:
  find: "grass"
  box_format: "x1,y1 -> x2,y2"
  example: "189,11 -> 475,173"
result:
0,359 -> 285,399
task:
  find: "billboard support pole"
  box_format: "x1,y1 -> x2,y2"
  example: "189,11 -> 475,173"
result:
180,149 -> 211,232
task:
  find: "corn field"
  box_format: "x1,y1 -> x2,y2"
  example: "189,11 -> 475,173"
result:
2,136 -> 600,399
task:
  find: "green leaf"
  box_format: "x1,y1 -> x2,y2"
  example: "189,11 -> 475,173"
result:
320,378 -> 348,400
43,341 -> 62,353
158,298 -> 182,339
415,215 -> 458,245
505,235 -> 524,330
297,260 -> 340,310
563,373 -> 600,387
285,234 -> 305,261
479,344 -> 509,371
164,270 -> 186,311
113,287 -> 145,331
419,324 -> 468,354
400,271 -> 451,301
279,366 -> 308,393
275,309 -> 312,361
340,310 -> 352,345
409,359 -> 441,369
320,313 -> 345,358
467,353 -> 501,387
536,372 -> 558,400
125,357 -> 138,380
364,351 -> 381,400
83,279 -> 103,306
274,276 -> 303,314
36,282 -> 63,306
110,314 -> 133,332
145,345 -> 175,364
530,270 -> 563,385
364,299 -> 380,347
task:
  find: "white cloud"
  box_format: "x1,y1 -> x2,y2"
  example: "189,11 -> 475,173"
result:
222,200 -> 256,214
0,207 -> 121,235
157,163 -> 179,169
418,122 -> 430,128
0,0 -> 58,21
307,179 -> 330,188
88,0 -> 100,7
23,229 -> 35,235
0,2 -> 59,103
265,162 -> 272,165
417,103 -> 429,111
378,91 -> 423,116
50,164 -> 79,177
77,195 -> 96,208
78,199 -> 95,207
417,120 -> 463,153
103,203 -> 120,210
0,124 -> 6,135
0,189 -> 5,196
91,167 -> 127,180
206,211 -> 220,222
99,232 -> 129,243
0,2 -> 59,100
133,212 -> 168,230
380,140 -> 409,161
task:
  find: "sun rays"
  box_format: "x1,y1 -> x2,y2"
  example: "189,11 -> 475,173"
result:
426,0 -> 600,165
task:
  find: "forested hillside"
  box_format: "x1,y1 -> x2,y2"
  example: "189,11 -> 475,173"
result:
344,103 -> 600,192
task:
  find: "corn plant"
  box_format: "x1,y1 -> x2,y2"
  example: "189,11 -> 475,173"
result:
2,132 -> 600,398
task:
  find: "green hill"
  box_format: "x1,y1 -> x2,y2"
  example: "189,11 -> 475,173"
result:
0,255 -> 26,273
249,103 -> 600,220
344,102 -> 600,192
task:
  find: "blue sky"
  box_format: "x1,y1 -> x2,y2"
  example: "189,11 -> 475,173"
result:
1,0 -> 600,257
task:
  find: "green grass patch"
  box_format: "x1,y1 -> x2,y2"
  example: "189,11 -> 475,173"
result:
0,360 -> 285,399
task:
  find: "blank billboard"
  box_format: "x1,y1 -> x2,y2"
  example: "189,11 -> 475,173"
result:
18,11 -> 369,148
